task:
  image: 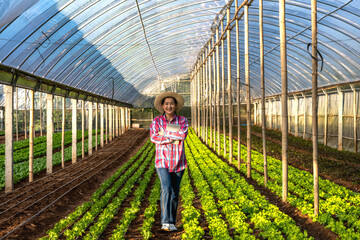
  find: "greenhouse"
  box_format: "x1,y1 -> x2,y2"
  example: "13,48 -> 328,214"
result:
0,0 -> 359,239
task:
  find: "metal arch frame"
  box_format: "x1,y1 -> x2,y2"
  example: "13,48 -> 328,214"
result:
28,0 -> 130,75
52,6 -> 218,84
0,0 -> 75,64
17,0 -> 111,72
51,0 -> 224,85
73,18 -> 211,89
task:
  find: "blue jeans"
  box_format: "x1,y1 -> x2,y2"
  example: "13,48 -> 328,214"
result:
156,168 -> 184,224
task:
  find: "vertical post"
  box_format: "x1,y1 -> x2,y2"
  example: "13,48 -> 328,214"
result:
4,85 -> 14,192
303,93 -> 307,139
209,41 -> 213,148
116,106 -> 119,137
16,88 -> 18,141
236,0 -> 241,170
280,0 -> 288,202
269,98 -> 272,129
311,0 -> 319,216
113,107 -> 115,137
212,37 -> 216,150
39,92 -> 43,136
260,0 -> 267,187
71,99 -> 77,163
82,100 -> 85,158
61,96 -> 65,168
46,93 -> 53,174
105,104 -> 108,144
221,19 -> 226,158
202,53 -> 206,141
95,102 -> 98,150
128,109 -> 131,130
294,95 -> 299,137
25,89 -> 27,140
88,101 -> 93,156
100,103 -> 104,148
324,90 -> 328,145
29,90 -> 34,182
109,105 -> 112,141
338,88 -> 343,150
227,7 -> 233,164
216,26 -> 221,155
197,63 -> 201,136
205,47 -> 209,145
351,86 -> 357,153
245,3 -> 251,177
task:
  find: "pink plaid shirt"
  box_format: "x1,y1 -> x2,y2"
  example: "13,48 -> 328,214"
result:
150,114 -> 188,172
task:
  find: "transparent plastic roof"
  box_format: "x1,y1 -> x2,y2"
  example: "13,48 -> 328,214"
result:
0,0 -> 227,106
0,0 -> 359,106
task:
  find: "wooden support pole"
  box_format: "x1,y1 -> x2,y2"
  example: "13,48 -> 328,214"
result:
236,0 -> 241,170
221,19 -> 226,158
259,0 -> 267,188
209,41 -> 213,148
227,7 -> 233,164
212,37 -> 216,150
216,27 -> 221,155
88,101 -> 93,156
113,107 -> 115,137
100,103 -> 104,148
25,90 -> 27,140
205,47 -> 209,145
294,95 -> 299,137
82,100 -> 85,158
197,62 -> 201,136
4,85 -> 14,192
352,86 -> 357,153
280,0 -> 289,202
338,88 -> 343,151
16,88 -> 18,141
39,92 -> 43,136
61,96 -> 65,169
46,93 -> 53,174
202,53 -> 206,141
324,91 -> 328,145
71,99 -> 77,163
29,90 -> 34,182
128,109 -> 131,130
105,105 -> 108,144
303,93 -> 307,139
95,102 -> 98,151
115,106 -> 118,137
109,105 -> 112,141
311,0 -> 319,216
245,3 -> 251,177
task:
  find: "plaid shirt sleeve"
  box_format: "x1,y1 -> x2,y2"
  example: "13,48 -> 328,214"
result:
150,117 -> 173,145
150,115 -> 188,172
163,117 -> 188,141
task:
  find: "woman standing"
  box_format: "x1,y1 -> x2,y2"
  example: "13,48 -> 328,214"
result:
150,91 -> 188,232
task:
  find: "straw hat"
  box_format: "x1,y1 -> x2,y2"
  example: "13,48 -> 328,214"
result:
154,91 -> 184,113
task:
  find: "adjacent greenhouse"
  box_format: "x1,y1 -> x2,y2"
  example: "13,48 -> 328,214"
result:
0,0 -> 359,239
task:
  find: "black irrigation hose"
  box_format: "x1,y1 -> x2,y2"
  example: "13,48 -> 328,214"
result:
0,131 -> 139,204
0,132 -> 148,239
0,151 -> 116,217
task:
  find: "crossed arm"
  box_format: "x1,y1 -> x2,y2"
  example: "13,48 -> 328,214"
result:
150,117 -> 188,145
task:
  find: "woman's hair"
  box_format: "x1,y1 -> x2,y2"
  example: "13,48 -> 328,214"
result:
161,96 -> 177,105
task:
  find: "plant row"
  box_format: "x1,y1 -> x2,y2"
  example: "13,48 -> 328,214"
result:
0,130 -> 100,167
210,128 -> 360,239
40,140 -> 154,239
139,178 -> 160,240
187,129 -> 312,239
179,169 -> 204,240
0,132 -> 106,190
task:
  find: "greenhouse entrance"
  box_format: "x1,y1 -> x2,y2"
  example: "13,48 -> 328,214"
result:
0,0 -> 359,239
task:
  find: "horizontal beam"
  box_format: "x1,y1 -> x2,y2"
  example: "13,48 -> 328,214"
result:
0,65 -> 132,108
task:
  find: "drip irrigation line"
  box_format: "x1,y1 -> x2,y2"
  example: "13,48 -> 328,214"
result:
0,131 -> 147,239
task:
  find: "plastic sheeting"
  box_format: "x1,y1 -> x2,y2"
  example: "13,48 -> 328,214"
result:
0,0 -> 39,28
